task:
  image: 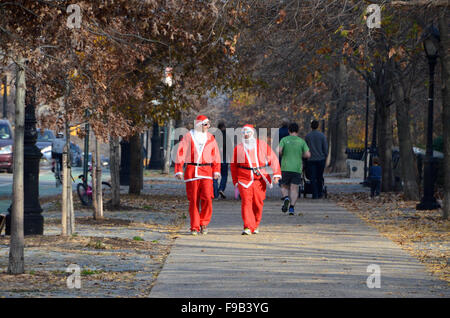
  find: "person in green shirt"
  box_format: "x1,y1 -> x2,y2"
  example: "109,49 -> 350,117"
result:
278,122 -> 311,215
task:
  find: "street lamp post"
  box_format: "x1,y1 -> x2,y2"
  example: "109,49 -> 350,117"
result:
417,26 -> 441,210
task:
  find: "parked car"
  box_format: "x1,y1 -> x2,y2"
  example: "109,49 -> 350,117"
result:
81,153 -> 109,168
0,119 -> 13,173
36,128 -> 55,161
100,155 -> 110,168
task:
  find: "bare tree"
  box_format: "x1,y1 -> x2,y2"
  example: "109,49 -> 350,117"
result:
109,135 -> 121,208
438,11 -> 449,219
329,62 -> 350,173
8,57 -> 26,274
129,133 -> 142,195
92,135 -> 103,219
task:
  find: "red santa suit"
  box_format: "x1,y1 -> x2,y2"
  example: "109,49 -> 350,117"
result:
230,125 -> 281,234
175,115 -> 221,233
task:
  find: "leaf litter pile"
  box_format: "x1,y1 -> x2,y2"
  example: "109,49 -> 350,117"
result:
0,194 -> 189,297
330,192 -> 449,283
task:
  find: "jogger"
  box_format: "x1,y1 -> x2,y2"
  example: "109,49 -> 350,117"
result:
278,122 -> 311,214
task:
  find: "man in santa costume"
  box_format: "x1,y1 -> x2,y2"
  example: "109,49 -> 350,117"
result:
175,115 -> 221,235
231,124 -> 281,235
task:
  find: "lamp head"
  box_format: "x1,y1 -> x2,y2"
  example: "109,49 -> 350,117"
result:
423,26 -> 440,59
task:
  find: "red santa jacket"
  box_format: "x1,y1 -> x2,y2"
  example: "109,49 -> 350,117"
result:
174,130 -> 221,182
230,139 -> 281,188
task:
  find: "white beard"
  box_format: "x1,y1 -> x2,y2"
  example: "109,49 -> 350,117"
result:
193,129 -> 207,149
243,137 -> 256,150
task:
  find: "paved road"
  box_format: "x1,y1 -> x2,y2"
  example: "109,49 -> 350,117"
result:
149,198 -> 449,298
0,166 -> 110,213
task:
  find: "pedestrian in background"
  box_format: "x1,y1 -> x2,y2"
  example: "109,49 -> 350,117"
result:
213,121 -> 229,199
51,132 -> 66,173
278,122 -> 311,215
278,118 -> 290,144
305,120 -> 328,199
369,157 -> 382,198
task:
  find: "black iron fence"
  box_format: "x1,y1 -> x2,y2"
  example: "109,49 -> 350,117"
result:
345,148 -> 366,160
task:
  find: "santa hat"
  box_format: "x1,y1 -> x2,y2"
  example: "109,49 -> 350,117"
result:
242,124 -> 255,133
195,115 -> 209,126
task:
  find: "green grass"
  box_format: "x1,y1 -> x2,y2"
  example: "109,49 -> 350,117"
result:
133,236 -> 145,241
86,240 -> 106,249
81,268 -> 104,276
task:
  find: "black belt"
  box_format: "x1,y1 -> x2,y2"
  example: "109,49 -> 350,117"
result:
238,165 -> 268,176
187,163 -> 212,166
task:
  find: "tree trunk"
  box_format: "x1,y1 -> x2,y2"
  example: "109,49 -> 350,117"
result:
61,145 -> 68,236
329,110 -> 337,169
62,115 -> 74,235
162,119 -> 174,174
329,63 -> 349,173
376,97 -> 395,192
92,136 -> 103,219
129,133 -> 142,195
302,113 -> 311,138
334,105 -> 348,173
391,65 -> 420,200
8,57 -> 25,275
91,145 -> 98,216
325,118 -> 332,168
109,135 -> 121,208
439,12 -> 450,219
370,64 -> 395,193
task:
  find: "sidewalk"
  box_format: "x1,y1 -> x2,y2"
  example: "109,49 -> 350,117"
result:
150,197 -> 449,297
0,175 -> 448,297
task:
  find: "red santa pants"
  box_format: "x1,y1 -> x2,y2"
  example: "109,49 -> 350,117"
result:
238,178 -> 267,232
185,178 -> 214,231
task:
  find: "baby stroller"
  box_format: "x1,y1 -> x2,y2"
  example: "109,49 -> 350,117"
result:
299,159 -> 327,198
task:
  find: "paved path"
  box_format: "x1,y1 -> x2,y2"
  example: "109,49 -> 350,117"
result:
150,198 -> 449,298
0,167 -> 110,212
